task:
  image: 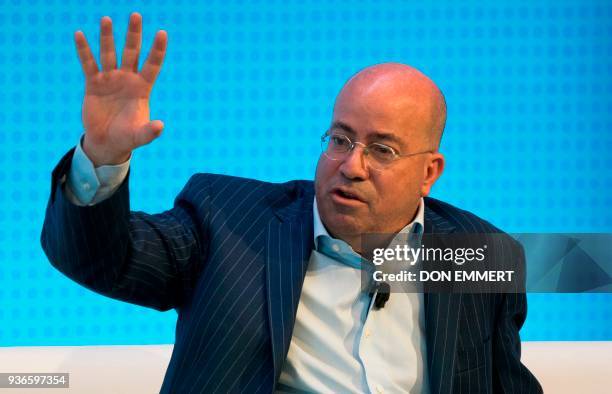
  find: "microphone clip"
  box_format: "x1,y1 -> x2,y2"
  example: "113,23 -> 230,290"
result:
369,281 -> 391,309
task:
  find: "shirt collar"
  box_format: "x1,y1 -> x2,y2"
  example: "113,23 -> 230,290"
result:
313,197 -> 425,252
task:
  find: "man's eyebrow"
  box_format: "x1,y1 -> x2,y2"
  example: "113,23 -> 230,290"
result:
330,121 -> 404,147
330,121 -> 356,134
368,132 -> 403,146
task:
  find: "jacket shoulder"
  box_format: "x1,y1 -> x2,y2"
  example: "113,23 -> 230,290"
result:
424,197 -> 525,280
424,196 -> 507,235
180,173 -> 314,211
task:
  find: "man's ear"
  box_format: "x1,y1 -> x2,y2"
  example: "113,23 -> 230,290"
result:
421,152 -> 445,197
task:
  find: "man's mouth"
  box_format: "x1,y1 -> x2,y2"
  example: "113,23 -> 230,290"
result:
331,187 -> 366,204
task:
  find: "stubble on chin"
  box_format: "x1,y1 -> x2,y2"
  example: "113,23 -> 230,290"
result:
323,209 -> 368,238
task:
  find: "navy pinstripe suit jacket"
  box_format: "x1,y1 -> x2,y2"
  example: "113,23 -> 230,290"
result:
42,148 -> 542,394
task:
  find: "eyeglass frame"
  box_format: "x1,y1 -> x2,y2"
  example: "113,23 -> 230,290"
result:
320,130 -> 435,170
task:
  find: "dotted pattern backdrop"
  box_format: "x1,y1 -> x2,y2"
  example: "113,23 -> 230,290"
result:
0,0 -> 611,346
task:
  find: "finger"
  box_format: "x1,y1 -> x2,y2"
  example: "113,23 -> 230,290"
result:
100,16 -> 117,72
140,30 -> 167,84
134,120 -> 164,147
120,12 -> 142,72
74,31 -> 99,78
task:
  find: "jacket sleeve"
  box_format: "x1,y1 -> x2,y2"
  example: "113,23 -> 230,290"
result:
40,148 -> 209,311
492,243 -> 543,393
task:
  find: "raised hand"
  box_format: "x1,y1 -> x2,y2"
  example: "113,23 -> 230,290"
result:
76,12 -> 168,166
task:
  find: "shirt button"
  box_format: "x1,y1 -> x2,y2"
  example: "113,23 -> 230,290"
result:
376,384 -> 384,393
332,244 -> 340,252
364,329 -> 371,338
82,182 -> 91,191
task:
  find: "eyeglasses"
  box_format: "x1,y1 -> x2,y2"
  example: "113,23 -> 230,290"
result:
320,131 -> 434,170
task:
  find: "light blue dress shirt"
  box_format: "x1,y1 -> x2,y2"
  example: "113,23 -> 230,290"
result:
277,199 -> 429,394
64,137 -> 130,206
66,138 -> 429,393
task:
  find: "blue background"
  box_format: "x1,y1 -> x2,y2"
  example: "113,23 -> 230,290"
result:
1,0 -> 611,346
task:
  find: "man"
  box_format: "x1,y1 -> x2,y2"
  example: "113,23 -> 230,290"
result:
41,13 -> 542,393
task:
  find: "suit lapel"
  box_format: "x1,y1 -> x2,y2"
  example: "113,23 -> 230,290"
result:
265,188 -> 314,386
264,193 -> 463,392
423,204 -> 462,394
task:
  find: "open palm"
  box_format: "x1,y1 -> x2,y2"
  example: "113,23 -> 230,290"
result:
76,13 -> 167,165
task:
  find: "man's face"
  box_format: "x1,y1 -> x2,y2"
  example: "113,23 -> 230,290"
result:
314,73 -> 441,245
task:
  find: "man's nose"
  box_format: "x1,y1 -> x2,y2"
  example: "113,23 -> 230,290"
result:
339,145 -> 369,180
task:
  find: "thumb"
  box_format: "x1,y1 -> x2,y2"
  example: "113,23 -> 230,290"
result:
134,120 -> 164,147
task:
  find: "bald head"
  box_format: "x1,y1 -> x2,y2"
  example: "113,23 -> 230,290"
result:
334,63 -> 447,147
316,63 -> 448,250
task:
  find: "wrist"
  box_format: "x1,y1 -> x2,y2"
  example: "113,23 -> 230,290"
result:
82,135 -> 131,166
